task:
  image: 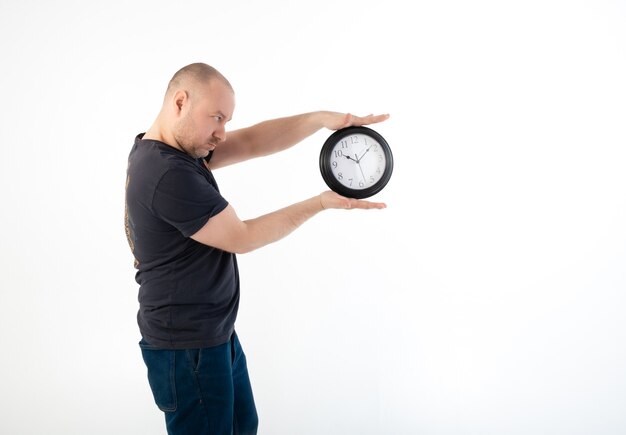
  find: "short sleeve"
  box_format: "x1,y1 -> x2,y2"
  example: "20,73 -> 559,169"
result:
152,167 -> 228,237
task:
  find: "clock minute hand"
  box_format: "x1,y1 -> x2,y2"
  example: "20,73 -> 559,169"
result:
356,145 -> 373,163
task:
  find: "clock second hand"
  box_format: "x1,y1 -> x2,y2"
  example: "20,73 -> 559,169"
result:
345,152 -> 367,183
357,160 -> 367,184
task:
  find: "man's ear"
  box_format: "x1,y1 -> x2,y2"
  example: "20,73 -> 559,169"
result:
172,90 -> 188,115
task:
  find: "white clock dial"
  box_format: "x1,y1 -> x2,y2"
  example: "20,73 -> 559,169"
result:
320,126 -> 393,199
329,133 -> 387,190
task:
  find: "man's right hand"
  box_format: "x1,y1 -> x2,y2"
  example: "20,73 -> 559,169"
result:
319,190 -> 387,210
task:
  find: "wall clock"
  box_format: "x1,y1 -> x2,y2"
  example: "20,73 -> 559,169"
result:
319,126 -> 393,199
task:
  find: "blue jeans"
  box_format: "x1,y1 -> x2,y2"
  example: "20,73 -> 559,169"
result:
139,332 -> 258,435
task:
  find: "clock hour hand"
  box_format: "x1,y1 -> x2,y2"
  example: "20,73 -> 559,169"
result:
344,155 -> 357,163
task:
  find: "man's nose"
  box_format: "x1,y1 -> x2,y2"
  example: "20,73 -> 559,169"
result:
213,127 -> 226,143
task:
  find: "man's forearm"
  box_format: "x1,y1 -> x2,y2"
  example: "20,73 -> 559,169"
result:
239,111 -> 329,158
240,111 -> 388,157
239,195 -> 324,253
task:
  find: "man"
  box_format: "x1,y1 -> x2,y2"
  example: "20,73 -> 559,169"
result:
125,62 -> 389,434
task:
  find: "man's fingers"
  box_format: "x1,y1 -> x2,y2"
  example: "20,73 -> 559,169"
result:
319,191 -> 387,210
349,198 -> 387,209
355,113 -> 390,126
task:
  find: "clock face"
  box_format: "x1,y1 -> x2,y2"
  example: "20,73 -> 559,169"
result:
330,133 -> 386,189
319,126 -> 393,199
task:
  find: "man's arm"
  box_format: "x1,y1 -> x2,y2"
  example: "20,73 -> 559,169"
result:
191,191 -> 386,254
208,111 -> 390,170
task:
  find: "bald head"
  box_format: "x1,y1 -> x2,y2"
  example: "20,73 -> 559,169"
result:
144,62 -> 235,159
165,63 -> 234,100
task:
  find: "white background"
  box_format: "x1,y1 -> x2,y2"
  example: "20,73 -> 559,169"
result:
1,1 -> 625,434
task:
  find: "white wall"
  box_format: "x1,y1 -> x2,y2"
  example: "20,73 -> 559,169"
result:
1,1 -> 625,434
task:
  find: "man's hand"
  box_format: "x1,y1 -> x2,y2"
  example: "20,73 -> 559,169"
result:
322,112 -> 390,131
319,190 -> 387,210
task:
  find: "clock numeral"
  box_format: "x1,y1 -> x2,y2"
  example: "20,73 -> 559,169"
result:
359,181 -> 365,188
350,135 -> 359,144
369,176 -> 375,184
337,172 -> 343,180
334,150 -> 344,158
332,161 -> 338,168
340,140 -> 348,149
348,178 -> 353,186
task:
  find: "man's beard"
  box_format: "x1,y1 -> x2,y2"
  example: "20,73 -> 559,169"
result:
173,115 -> 209,159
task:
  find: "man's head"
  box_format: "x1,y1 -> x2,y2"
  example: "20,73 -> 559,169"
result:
161,63 -> 235,159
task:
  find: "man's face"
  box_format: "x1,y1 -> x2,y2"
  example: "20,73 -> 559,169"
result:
173,80 -> 235,159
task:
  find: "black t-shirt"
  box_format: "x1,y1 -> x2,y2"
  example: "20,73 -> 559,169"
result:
125,134 -> 239,349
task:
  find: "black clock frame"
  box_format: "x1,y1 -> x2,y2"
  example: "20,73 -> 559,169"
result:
319,126 -> 394,199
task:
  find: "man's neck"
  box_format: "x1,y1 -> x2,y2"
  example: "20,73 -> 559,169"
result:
142,124 -> 165,143
142,122 -> 183,154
